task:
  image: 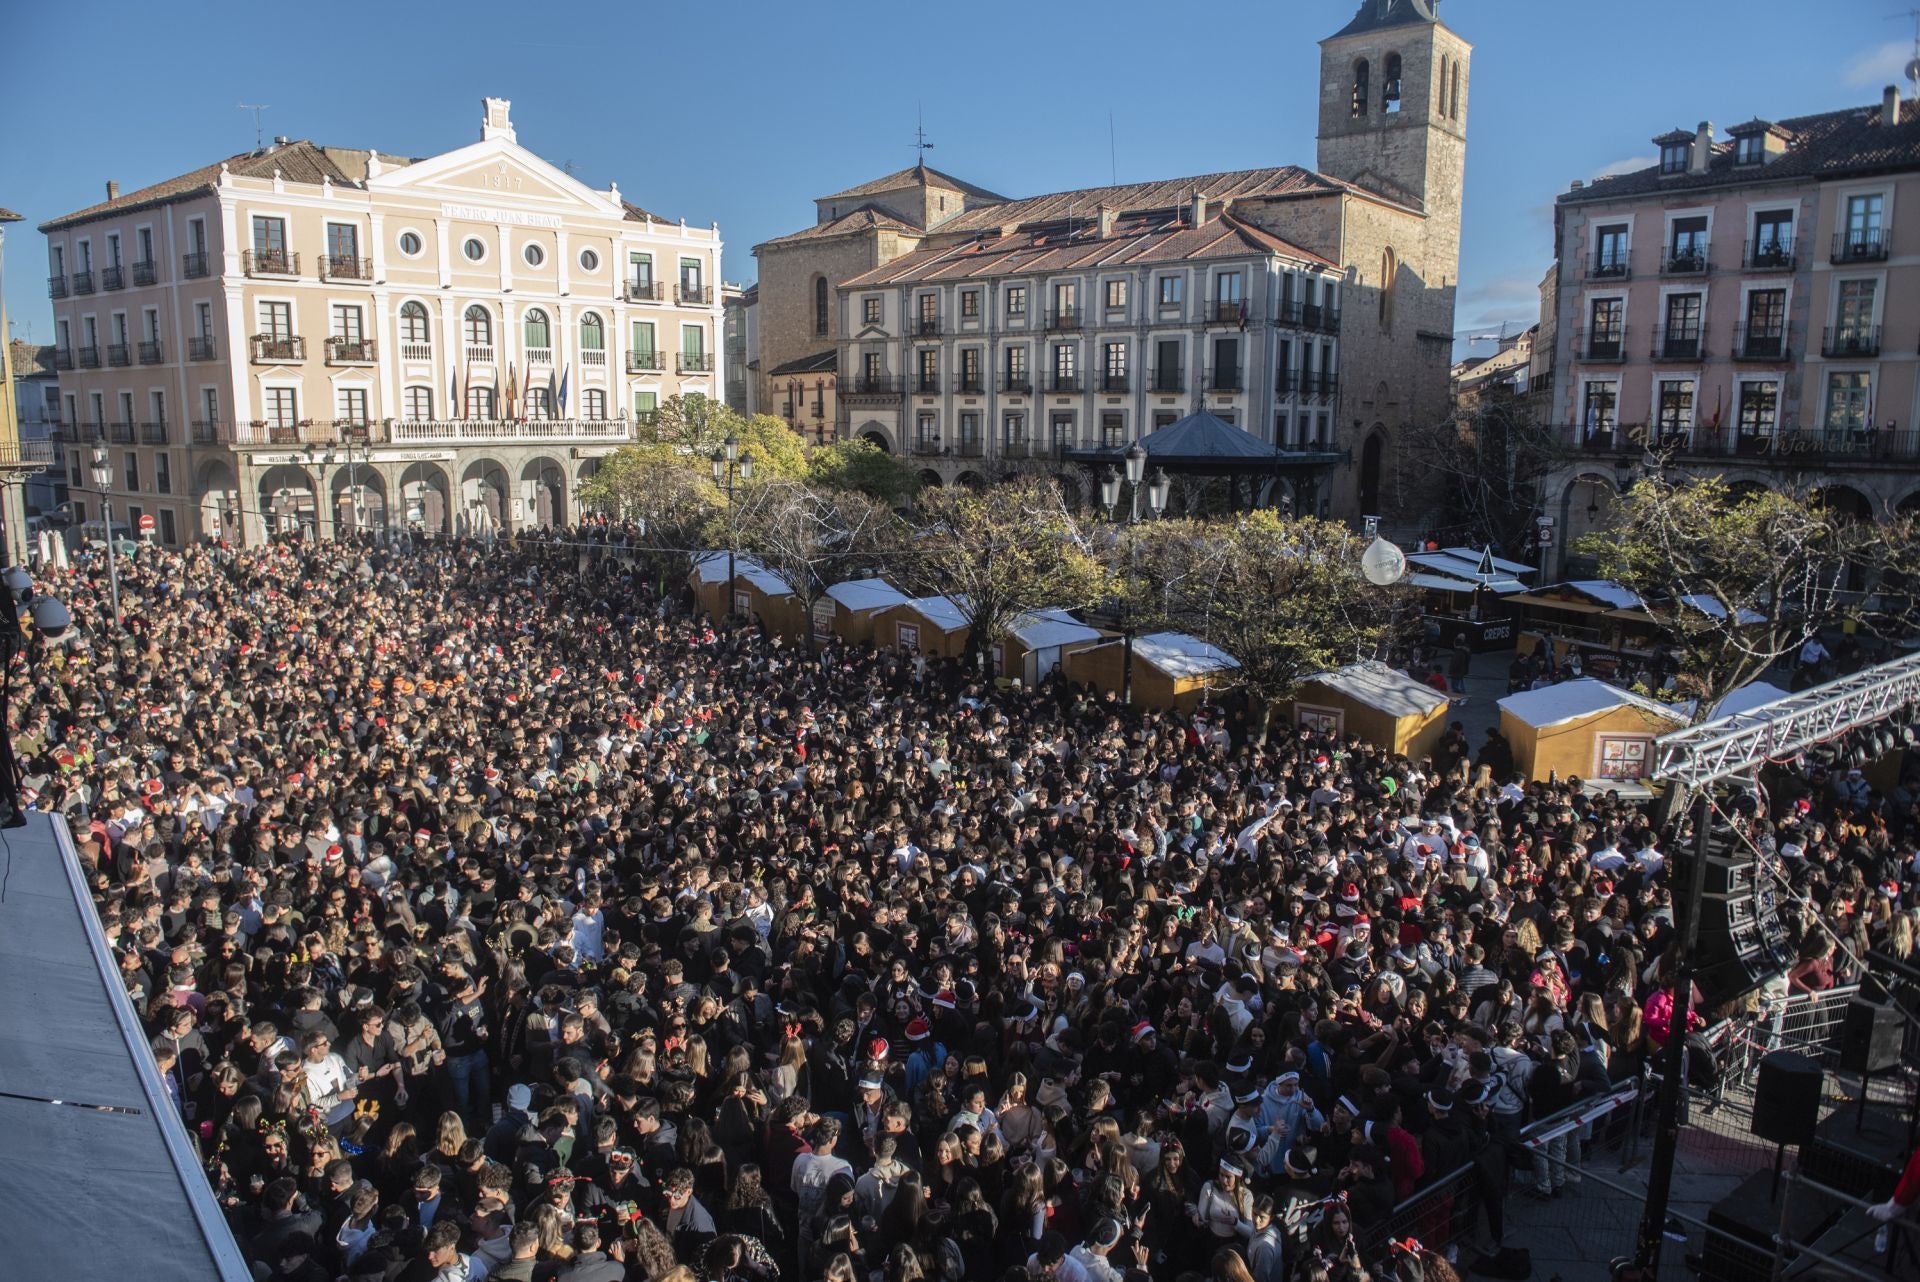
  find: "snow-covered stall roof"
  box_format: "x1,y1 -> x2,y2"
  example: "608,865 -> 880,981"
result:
825,577 -> 909,613
690,552 -> 791,595
1498,677 -> 1690,730
1711,680 -> 1793,723
1010,608 -> 1102,651
1131,632 -> 1241,678
1307,661 -> 1451,718
904,595 -> 970,632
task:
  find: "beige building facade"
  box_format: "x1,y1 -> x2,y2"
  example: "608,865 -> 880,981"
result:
41,98 -> 723,546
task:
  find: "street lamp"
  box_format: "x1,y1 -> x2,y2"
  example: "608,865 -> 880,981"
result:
710,433 -> 752,618
1100,459 -> 1169,705
86,442 -> 121,629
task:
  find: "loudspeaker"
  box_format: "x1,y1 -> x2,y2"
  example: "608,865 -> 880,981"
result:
1751,1050 -> 1822,1147
1693,954 -> 1786,1009
1839,1000 -> 1904,1074
1702,1170 -> 1832,1281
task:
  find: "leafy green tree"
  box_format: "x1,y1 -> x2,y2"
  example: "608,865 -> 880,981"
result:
901,477 -> 1107,662
647,395 -> 808,481
807,440 -> 921,506
575,443 -> 724,586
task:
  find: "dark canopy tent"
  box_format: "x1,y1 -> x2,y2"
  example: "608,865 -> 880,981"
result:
1066,410 -> 1346,513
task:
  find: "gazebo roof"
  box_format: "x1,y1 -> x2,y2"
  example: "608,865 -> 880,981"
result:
1067,410 -> 1344,473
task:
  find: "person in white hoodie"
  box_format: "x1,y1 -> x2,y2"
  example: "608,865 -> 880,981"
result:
1069,1218 -> 1140,1282
791,1118 -> 853,1222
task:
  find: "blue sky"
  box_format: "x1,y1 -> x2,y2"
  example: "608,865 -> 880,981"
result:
1,0 -> 1907,360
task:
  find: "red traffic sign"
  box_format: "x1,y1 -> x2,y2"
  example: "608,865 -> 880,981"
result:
138,514 -> 156,532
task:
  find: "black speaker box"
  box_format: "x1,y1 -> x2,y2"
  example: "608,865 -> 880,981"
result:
1838,1000 -> 1904,1074
1751,1050 -> 1822,1147
1701,1170 -> 1831,1281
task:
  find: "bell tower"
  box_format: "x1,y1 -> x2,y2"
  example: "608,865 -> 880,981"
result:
1316,0 -> 1469,232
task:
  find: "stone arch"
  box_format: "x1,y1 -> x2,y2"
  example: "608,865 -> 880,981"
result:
955,470 -> 987,489
1351,58 -> 1370,117
399,461 -> 451,534
1382,53 -> 1404,112
859,421 -> 894,453
1812,484 -> 1874,522
813,274 -> 830,337
195,457 -> 240,542
521,455 -> 568,528
1358,429 -> 1386,514
1557,472 -> 1618,578
331,466 -> 388,533
1895,487 -> 1920,515
460,457 -> 509,535
917,469 -> 944,490
258,463 -> 318,538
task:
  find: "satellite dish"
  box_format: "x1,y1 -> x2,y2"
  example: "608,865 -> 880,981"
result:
1361,536 -> 1407,586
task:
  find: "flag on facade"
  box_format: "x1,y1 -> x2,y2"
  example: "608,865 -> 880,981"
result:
449,363 -> 459,421
506,362 -> 518,421
1238,299 -> 1249,331
548,366 -> 559,419
557,364 -> 570,417
1707,386 -> 1724,437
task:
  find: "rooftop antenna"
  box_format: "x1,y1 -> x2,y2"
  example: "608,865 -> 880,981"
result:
238,102 -> 270,150
1108,110 -> 1118,187
914,104 -> 934,166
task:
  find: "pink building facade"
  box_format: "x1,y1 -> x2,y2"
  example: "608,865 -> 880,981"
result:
1542,88 -> 1920,570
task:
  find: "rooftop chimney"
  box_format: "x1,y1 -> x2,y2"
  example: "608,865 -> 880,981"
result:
1190,190 -> 1208,226
1886,84 -> 1902,129
1569,179 -> 1584,191
1689,121 -> 1713,174
272,135 -> 290,148
1097,205 -> 1117,238
105,180 -> 119,201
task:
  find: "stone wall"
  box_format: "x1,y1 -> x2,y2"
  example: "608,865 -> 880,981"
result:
752,232 -> 899,418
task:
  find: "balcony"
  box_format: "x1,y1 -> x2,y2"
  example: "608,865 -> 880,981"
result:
676,283 -> 714,306
1650,325 -> 1706,361
1573,326 -> 1628,362
140,422 -> 169,446
108,421 -> 135,445
953,375 -> 985,394
1047,373 -> 1082,393
1303,372 -> 1340,400
1151,369 -> 1185,393
399,342 -> 432,363
132,260 -> 158,286
1743,239 -> 1794,272
1100,372 -> 1130,393
188,336 -> 217,361
182,251 -> 210,279
466,344 -> 496,365
243,249 -> 299,277
137,340 -> 163,365
1001,375 -> 1033,394
626,350 -> 664,372
1276,301 -> 1304,327
1000,439 -> 1035,459
915,315 -> 942,337
914,375 -> 942,395
843,375 -> 904,399
1208,300 -> 1248,325
525,346 -> 553,366
1208,366 -> 1243,392
191,420 -> 225,444
70,269 -> 94,295
1732,324 -> 1789,361
677,353 -> 714,374
1660,245 -> 1710,276
1045,308 -> 1082,332
322,255 -> 373,282
250,335 -> 306,363
103,265 -> 127,291
1831,232 -> 1887,264
107,343 -> 131,367
47,274 -> 67,299
1301,303 -> 1340,333
1274,370 -> 1294,395
1560,420 -> 1920,465
581,348 -> 606,367
77,345 -> 101,369
1822,325 -> 1880,358
52,348 -> 74,371
626,280 -> 664,302
325,337 -> 377,365
1583,253 -> 1631,282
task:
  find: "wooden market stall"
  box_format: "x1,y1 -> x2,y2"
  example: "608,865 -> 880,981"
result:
993,609 -> 1106,686
816,577 -> 910,646
1285,661 -> 1451,759
869,594 -> 972,657
688,553 -> 803,634
1497,678 -> 1689,784
1408,547 -> 1533,652
1505,579 -> 1667,677
1063,630 -> 1240,712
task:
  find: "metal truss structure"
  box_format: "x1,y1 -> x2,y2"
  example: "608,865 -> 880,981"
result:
1654,651 -> 1920,788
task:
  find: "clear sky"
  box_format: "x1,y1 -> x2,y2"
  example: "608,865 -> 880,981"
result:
1,0 -> 1908,359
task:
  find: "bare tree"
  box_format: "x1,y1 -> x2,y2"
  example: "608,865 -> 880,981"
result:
733,479 -> 904,652
1419,392 -> 1571,554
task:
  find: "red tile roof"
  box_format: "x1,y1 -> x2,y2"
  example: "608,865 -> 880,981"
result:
755,204 -> 922,251
927,166 -> 1364,237
39,141 -> 360,232
0,207 -> 21,223
817,163 -> 1007,204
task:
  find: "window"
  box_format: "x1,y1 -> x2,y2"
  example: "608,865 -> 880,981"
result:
960,348 -> 982,388
265,387 -> 298,429
918,294 -> 939,328
1837,279 -> 1877,338
1155,338 -> 1182,391
1660,142 -> 1689,175
958,412 -> 980,446
1005,346 -> 1028,385
579,248 -> 600,272
1587,297 -> 1623,355
1736,133 -> 1764,165
863,351 -> 884,383
918,348 -> 939,390
680,324 -> 705,357
1450,61 -> 1462,121
1662,293 -> 1701,356
629,253 -> 654,289
143,307 -> 159,340
1052,282 -> 1077,316
1101,411 -> 1125,447
1103,342 -> 1127,384
525,387 -> 552,420
462,237 -> 487,262
518,242 -> 545,268
336,388 -> 370,426
1588,224 -> 1627,277
1844,193 -> 1884,253
1274,411 -> 1289,445
863,297 -> 881,324
1382,53 -> 1402,112
1006,286 -> 1027,317
467,386 -> 496,420
252,216 -> 287,266
580,312 -> 604,351
405,387 -> 434,420
1744,289 -> 1786,357
1655,379 -> 1694,438
1737,381 -> 1778,440
332,304 -> 365,342
1104,279 -> 1127,311
583,388 -> 607,419
1824,372 -> 1871,431
1351,58 -> 1369,116
1158,275 -> 1183,307
118,391 -> 134,430
631,321 -> 656,360
679,257 -> 703,293
398,230 -> 423,257
258,301 -> 293,340
814,276 -> 830,336
524,309 -> 551,349
1668,216 -> 1708,269
1752,209 -> 1793,263
1050,411 -> 1074,447
104,232 -> 121,267
1581,380 -> 1619,433
634,389 -> 657,421
49,244 -> 63,275
947,289 -> 972,320
464,306 -> 492,347
916,412 -> 937,447
136,227 -> 152,265
201,388 -> 218,428
400,302 -> 430,344
1215,271 -> 1243,304
1002,411 -> 1026,445
1211,336 -> 1240,389
188,219 -> 206,255
326,224 -> 359,272
1052,344 -> 1076,380
159,510 -> 176,545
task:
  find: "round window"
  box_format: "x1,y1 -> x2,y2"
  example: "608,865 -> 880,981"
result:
398,230 -> 423,257
578,248 -> 600,272
463,237 -> 486,262
524,243 -> 545,267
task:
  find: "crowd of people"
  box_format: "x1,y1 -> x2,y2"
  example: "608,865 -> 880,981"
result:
16,527 -> 1920,1282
